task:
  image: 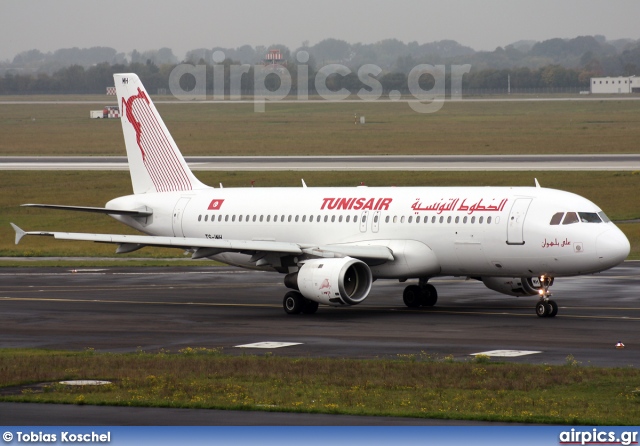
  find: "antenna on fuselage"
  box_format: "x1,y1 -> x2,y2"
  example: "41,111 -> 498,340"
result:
534,178 -> 541,188
301,179 -> 307,188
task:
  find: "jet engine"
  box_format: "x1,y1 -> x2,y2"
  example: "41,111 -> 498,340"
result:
481,276 -> 550,297
284,257 -> 373,306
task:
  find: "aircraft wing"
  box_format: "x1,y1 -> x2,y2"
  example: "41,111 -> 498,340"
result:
10,224 -> 394,262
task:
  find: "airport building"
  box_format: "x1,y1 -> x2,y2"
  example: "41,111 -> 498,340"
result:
590,76 -> 640,94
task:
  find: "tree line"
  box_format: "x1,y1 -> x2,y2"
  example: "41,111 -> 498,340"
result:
0,59 -> 596,95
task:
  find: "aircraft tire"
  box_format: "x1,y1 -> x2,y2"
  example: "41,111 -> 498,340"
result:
301,299 -> 319,314
535,301 -> 549,318
421,284 -> 438,307
548,300 -> 558,317
283,291 -> 304,315
403,285 -> 423,308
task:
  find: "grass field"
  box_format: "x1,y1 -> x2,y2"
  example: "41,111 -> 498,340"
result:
1,348 -> 639,425
2,170 -> 640,259
1,100 -> 639,156
1,98 -> 639,422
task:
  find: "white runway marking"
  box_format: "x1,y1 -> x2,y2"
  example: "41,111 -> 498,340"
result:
235,342 -> 303,349
471,350 -> 542,357
59,380 -> 112,386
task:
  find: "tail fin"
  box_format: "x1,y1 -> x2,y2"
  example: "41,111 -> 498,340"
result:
114,73 -> 208,194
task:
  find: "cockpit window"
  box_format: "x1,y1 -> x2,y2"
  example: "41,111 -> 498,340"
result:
562,212 -> 579,225
578,212 -> 602,223
549,212 -> 564,225
598,211 -> 611,223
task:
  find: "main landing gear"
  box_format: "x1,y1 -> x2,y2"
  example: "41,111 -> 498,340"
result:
403,278 -> 438,308
283,291 -> 319,315
535,275 -> 558,318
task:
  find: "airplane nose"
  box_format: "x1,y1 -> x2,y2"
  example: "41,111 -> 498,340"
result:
596,228 -> 630,267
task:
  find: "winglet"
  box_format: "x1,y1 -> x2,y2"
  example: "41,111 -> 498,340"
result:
10,223 -> 25,245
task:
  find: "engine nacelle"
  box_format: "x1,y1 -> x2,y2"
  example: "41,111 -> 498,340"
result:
481,276 -> 550,297
285,257 -> 373,306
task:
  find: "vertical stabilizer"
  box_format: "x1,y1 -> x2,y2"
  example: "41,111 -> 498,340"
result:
114,73 -> 208,194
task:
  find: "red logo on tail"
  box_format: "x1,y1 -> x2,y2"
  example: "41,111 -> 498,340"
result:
121,87 -> 149,161
120,84 -> 193,193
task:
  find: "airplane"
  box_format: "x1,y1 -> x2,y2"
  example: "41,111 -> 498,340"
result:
11,73 -> 630,318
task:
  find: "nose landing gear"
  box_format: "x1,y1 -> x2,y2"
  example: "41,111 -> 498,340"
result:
535,276 -> 557,318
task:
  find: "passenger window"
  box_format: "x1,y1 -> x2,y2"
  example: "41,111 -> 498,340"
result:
232,215 -> 236,222
346,215 -> 350,223
253,215 -> 257,222
266,215 -> 270,222
562,212 -> 579,225
416,216 -> 420,223
288,215 -> 292,222
479,216 -> 483,224
463,216 -> 467,224
239,215 -> 243,222
317,215 -> 321,222
339,215 -> 343,223
260,215 -> 263,222
407,216 -> 412,223
470,216 -> 475,224
487,216 -> 492,224
295,216 -> 299,222
393,216 -> 398,223
198,215 -> 202,222
354,216 -> 358,223
401,216 -> 405,223
439,216 -> 444,223
225,215 -> 229,222
578,212 -> 602,223
549,212 -> 564,225
432,216 -> 436,223
324,215 -> 328,222
455,216 -> 459,224
331,216 -> 335,222
373,215 -> 378,223
302,215 -> 306,222
447,216 -> 451,224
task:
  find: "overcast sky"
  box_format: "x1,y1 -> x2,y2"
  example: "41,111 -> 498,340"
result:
1,0 -> 639,62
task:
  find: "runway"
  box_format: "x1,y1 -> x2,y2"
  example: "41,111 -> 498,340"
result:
3,154 -> 640,171
1,263 -> 638,366
1,263 -> 638,425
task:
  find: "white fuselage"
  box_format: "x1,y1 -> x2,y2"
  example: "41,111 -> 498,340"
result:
108,185 -> 630,279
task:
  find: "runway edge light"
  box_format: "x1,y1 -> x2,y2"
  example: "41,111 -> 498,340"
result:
616,342 -> 625,349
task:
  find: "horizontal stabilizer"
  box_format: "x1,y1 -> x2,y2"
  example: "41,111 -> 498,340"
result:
22,204 -> 152,217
